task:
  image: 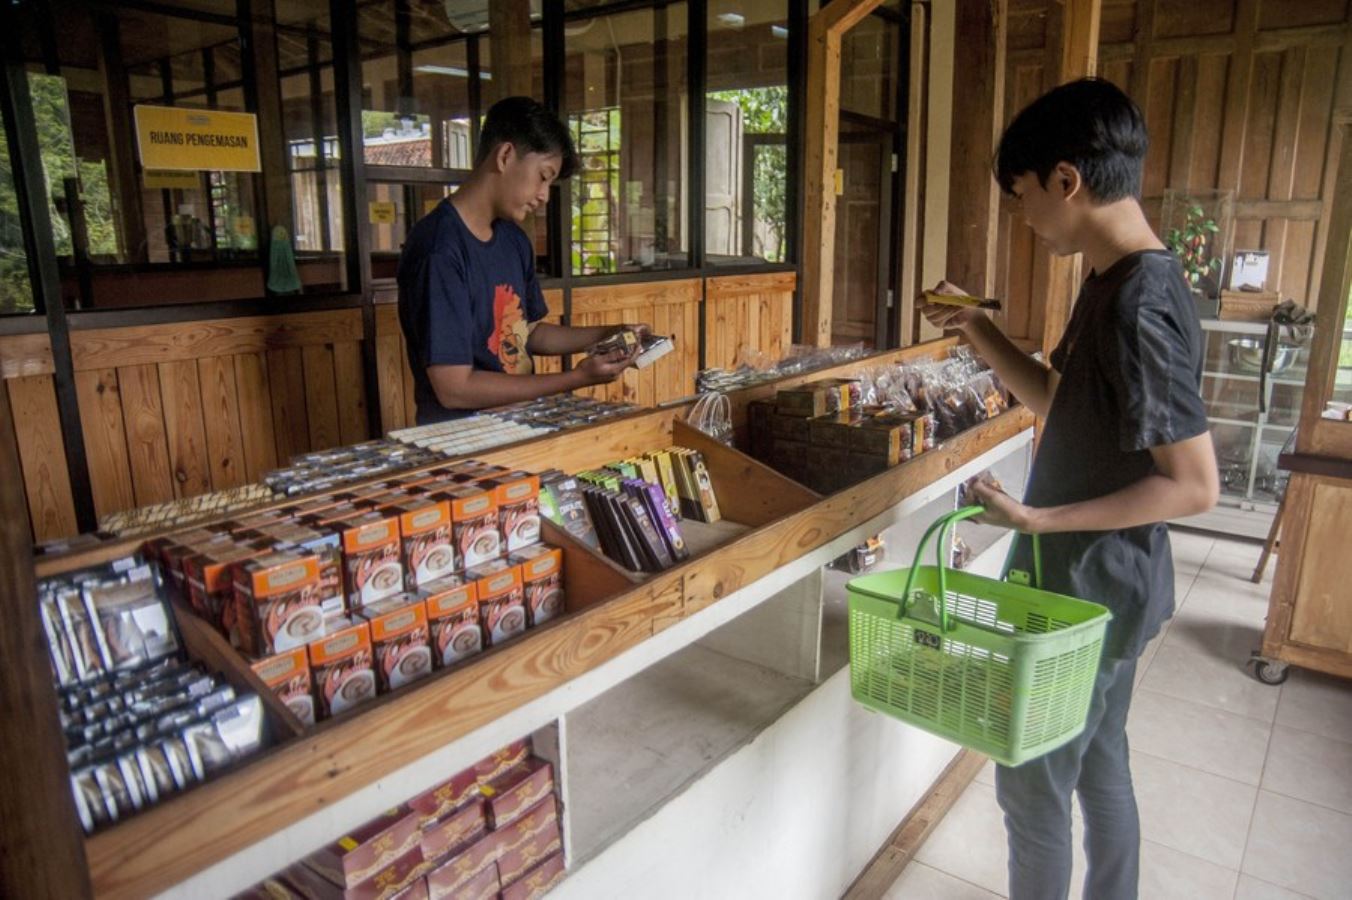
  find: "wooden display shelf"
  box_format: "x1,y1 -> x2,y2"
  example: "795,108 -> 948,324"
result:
79,406 -> 1033,899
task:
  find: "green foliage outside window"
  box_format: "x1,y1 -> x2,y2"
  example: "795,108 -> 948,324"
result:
708,85 -> 787,263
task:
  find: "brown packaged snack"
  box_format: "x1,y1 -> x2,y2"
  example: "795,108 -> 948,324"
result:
494,817 -> 562,891
420,798 -> 487,865
846,452 -> 895,479
308,618 -> 375,718
807,410 -> 865,448
498,853 -> 565,900
480,759 -> 553,830
337,513 -> 404,610
440,484 -> 501,569
360,595 -> 431,692
234,552 -> 324,656
466,560 -> 525,647
394,498 -> 455,590
473,739 -> 530,783
342,844 -> 424,900
184,538 -> 271,632
303,806 -> 420,889
408,765 -> 480,827
806,445 -> 851,492
770,412 -> 810,442
421,577 -> 481,668
476,472 -> 541,553
509,544 -> 564,627
387,878 -> 427,900
423,835 -> 498,900
775,378 -> 859,418
250,646 -> 315,726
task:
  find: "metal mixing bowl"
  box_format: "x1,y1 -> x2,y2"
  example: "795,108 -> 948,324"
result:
1228,337 -> 1296,374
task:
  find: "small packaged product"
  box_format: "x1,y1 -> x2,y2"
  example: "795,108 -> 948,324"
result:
304,806 -> 421,889
394,497 -> 455,590
308,618 -> 376,718
183,694 -> 264,777
83,567 -> 179,672
234,552 -> 325,657
424,834 -> 499,900
420,798 -> 487,866
360,594 -> 432,692
440,484 -> 502,569
509,545 -> 564,627
480,759 -> 554,830
336,513 -> 405,610
251,646 -> 316,726
465,560 -> 525,647
477,471 -> 540,553
421,577 -> 482,668
408,766 -> 480,827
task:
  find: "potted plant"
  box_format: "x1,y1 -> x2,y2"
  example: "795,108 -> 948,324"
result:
1166,203 -> 1221,291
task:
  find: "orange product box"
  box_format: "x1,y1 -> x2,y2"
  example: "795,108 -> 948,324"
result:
498,852 -> 565,900
476,472 -> 541,553
494,816 -> 562,890
421,577 -> 482,668
473,739 -> 530,784
509,544 -> 564,627
233,551 -> 324,657
408,765 -> 480,828
158,530 -> 230,598
419,798 -> 487,866
303,502 -> 363,529
308,617 -> 375,719
335,512 -> 404,609
480,759 -> 553,830
258,523 -> 345,616
360,594 -> 431,693
184,538 -> 273,633
250,646 -> 315,726
439,485 -> 501,569
394,498 -> 455,590
303,806 -> 421,889
465,560 -> 525,648
424,836 -> 498,900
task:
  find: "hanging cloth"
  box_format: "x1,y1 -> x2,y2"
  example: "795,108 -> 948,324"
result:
267,225 -> 303,295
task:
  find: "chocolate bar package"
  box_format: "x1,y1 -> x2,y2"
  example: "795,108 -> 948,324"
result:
624,479 -> 688,562
538,472 -> 600,551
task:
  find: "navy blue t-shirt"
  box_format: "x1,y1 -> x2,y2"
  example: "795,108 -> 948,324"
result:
1007,250 -> 1208,660
396,200 -> 548,424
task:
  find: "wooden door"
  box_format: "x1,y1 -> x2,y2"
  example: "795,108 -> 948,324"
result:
832,133 -> 890,347
704,98 -> 743,258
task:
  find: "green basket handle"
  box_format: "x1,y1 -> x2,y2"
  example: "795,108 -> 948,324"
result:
900,505 -> 1042,631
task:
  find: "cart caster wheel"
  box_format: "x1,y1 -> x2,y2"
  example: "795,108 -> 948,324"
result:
1252,659 -> 1289,686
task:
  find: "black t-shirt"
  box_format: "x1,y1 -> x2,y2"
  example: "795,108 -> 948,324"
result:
396,200 -> 548,425
1007,249 -> 1208,660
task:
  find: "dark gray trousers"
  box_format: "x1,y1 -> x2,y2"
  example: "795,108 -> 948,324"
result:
995,657 -> 1140,900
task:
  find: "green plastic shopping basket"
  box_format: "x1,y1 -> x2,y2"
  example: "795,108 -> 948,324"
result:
848,506 -> 1112,766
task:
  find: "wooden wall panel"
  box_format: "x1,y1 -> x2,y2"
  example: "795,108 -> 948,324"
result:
703,273 -> 795,371
158,360 -> 212,499
997,1 -> 1352,340
233,352 -> 279,483
117,364 -> 176,509
534,288 -> 565,375
376,334 -> 408,434
197,356 -> 247,492
75,369 -> 136,520
266,348 -> 310,468
0,333 -> 54,379
6,376 -> 78,541
332,343 -> 370,446
570,279 -> 701,405
301,345 -> 342,453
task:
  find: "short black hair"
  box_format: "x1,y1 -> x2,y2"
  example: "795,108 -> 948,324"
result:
475,96 -> 577,180
994,77 -> 1148,202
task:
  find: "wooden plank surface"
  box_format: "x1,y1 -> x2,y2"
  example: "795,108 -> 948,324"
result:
0,332 -> 55,379
6,376 -> 78,541
1289,479 -> 1352,652
376,334 -> 408,434
0,380 -> 92,898
267,347 -> 311,466
332,342 -> 370,446
74,368 -> 136,520
157,359 -> 213,499
301,344 -> 342,453
69,309 -> 364,371
81,405 -> 1034,900
117,364 -> 176,508
197,356 -> 247,492
704,273 -> 794,371
569,278 -> 700,314
233,352 -> 279,483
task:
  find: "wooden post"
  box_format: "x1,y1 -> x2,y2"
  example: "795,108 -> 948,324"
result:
944,0 -> 1007,301
801,0 -> 885,347
898,2 -> 929,347
96,12 -> 148,264
488,0 -> 534,102
1040,0 -> 1101,356
248,7 -> 294,247
0,386 -> 92,897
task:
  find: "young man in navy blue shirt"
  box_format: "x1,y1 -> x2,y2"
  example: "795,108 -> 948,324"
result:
398,97 -> 646,425
923,79 -> 1220,899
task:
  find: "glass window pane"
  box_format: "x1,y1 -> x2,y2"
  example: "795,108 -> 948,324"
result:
0,117 -> 36,315
840,14 -> 898,121
566,3 -> 688,276
706,0 -> 788,265
481,30 -> 549,270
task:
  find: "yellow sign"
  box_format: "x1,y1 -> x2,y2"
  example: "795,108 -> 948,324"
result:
143,169 -> 200,190
134,105 -> 261,172
369,201 -> 398,225
232,216 -> 255,238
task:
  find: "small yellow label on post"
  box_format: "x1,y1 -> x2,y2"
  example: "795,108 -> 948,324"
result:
833,168 -> 845,195
369,201 -> 398,224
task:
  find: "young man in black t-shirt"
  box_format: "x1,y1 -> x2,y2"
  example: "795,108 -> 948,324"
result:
922,79 -> 1219,900
398,97 -> 646,425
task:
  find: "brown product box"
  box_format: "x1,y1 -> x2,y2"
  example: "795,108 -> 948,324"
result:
359,594 -> 431,692
808,410 -> 864,449
510,544 -> 564,627
477,472 -> 541,553
308,617 -> 376,718
420,798 -> 487,865
439,484 -> 501,569
498,853 -> 565,900
159,531 -> 231,599
746,399 -> 776,460
250,646 -> 315,726
336,513 -> 404,610
806,445 -> 851,493
260,523 -> 346,617
422,577 -> 482,668
394,498 -> 455,590
184,538 -> 272,631
341,844 -> 424,900
424,836 -> 498,900
304,806 -> 421,890
770,439 -> 808,483
278,863 -> 344,899
408,766 -> 480,827
466,560 -> 525,647
304,503 -> 362,529
846,451 -> 894,479
388,878 -> 427,900
234,551 -> 324,657
776,377 -> 861,418
848,416 -> 906,466
235,876 -> 306,899
494,818 -> 562,891
473,739 -> 530,784
770,412 -> 811,442
480,759 -> 554,830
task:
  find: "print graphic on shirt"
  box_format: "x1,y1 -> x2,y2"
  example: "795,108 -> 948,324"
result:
489,283 -> 534,375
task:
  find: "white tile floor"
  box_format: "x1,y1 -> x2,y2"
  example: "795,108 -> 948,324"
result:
883,530 -> 1352,900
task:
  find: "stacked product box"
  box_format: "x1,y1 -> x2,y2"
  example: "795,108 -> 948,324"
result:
387,394 -> 638,457
235,737 -> 567,900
